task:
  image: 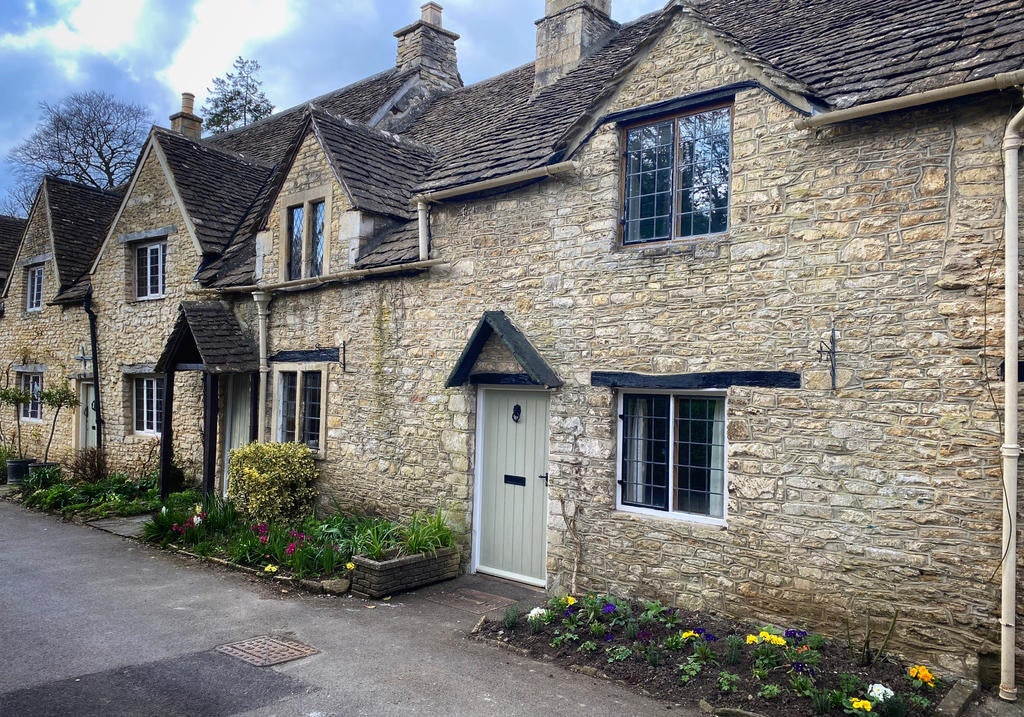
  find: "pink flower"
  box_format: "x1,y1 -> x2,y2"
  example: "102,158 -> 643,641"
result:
285,542 -> 297,555
259,535 -> 268,544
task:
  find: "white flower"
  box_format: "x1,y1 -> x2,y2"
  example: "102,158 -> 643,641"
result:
527,607 -> 548,620
866,683 -> 894,702
193,515 -> 203,526
161,506 -> 167,515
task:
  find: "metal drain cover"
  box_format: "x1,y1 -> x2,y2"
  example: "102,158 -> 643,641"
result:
216,636 -> 318,666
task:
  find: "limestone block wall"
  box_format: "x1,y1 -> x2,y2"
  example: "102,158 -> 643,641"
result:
89,150 -> 205,475
0,194 -> 92,464
235,10 -> 1021,676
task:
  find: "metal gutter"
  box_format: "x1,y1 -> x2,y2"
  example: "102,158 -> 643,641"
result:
795,70 -> 1024,129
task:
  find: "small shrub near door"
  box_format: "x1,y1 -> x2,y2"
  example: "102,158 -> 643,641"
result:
227,442 -> 318,524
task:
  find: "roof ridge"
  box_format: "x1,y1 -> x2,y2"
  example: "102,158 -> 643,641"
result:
40,174 -> 125,197
152,127 -> 275,170
312,108 -> 437,155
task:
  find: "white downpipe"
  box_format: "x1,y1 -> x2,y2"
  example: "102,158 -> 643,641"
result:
417,200 -> 430,261
1001,98 -> 1024,703
253,290 -> 271,443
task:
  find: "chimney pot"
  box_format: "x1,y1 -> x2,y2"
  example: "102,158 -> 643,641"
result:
170,90 -> 203,140
421,2 -> 443,26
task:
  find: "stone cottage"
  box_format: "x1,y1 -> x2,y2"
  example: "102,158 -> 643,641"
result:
3,0 -> 1024,689
0,177 -> 121,460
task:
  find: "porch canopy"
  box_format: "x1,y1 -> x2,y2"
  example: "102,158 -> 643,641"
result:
445,310 -> 563,388
155,301 -> 259,498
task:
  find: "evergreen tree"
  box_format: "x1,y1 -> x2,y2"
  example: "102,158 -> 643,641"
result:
201,57 -> 274,135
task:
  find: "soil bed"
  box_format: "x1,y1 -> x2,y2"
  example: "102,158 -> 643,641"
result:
478,599 -> 951,716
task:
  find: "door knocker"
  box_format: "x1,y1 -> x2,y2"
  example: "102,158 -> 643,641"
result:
512,404 -> 522,423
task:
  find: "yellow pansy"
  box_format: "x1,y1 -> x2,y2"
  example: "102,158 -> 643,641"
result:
346,562 -> 356,571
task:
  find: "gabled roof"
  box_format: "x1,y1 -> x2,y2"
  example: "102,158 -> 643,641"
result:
404,9 -> 673,194
446,311 -> 563,388
0,214 -> 26,281
205,68 -> 419,166
42,177 -> 124,302
687,0 -> 1024,110
152,128 -> 275,256
312,109 -> 435,221
156,301 -> 259,374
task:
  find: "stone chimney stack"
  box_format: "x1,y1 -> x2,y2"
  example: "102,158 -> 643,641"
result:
534,0 -> 616,90
394,2 -> 463,90
169,92 -> 203,140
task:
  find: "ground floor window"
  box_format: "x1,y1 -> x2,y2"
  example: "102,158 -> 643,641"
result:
275,367 -> 325,454
18,372 -> 43,420
618,392 -> 726,521
134,376 -> 164,435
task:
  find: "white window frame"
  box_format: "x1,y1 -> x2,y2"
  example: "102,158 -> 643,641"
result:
133,376 -> 165,435
280,187 -> 330,282
272,363 -> 327,457
621,104 -> 732,245
25,265 -> 43,311
135,240 -> 167,300
18,372 -> 43,421
615,390 -> 727,526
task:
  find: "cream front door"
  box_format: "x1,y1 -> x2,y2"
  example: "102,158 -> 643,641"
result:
476,389 -> 549,585
79,382 -> 97,450
223,374 -> 252,497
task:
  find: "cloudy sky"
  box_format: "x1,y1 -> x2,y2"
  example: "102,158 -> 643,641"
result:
0,0 -> 667,213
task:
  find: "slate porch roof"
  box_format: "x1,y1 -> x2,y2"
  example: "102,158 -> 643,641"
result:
156,301 -> 259,374
446,310 -> 563,389
178,0 -> 1024,288
0,214 -> 26,283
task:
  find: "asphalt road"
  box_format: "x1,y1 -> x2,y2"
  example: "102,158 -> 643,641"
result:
0,501 -> 679,716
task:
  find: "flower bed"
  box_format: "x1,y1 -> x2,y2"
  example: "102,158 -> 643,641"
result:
351,547 -> 460,598
141,496 -> 459,591
479,593 -> 953,716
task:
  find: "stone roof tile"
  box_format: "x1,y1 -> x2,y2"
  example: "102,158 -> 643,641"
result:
157,301 -> 259,373
0,214 -> 26,282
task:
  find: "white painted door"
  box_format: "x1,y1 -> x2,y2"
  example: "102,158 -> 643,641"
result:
223,374 -> 252,497
79,382 -> 97,450
477,389 -> 549,585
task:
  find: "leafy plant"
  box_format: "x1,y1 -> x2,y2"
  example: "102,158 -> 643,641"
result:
606,645 -> 632,663
38,380 -> 78,463
68,447 -> 108,484
578,640 -> 598,653
227,442 -> 317,523
0,384 -> 32,459
840,673 -> 866,696
757,683 -> 782,699
400,507 -> 456,555
718,671 -> 741,693
724,634 -> 744,665
503,606 -> 520,629
678,655 -> 703,684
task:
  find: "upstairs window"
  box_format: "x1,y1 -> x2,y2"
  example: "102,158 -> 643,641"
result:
622,105 -> 731,244
134,376 -> 164,435
18,372 -> 43,421
25,265 -> 43,311
136,241 -> 166,299
287,199 -> 326,281
618,392 -> 726,521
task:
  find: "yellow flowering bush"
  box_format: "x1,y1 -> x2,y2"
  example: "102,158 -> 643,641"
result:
227,442 -> 318,523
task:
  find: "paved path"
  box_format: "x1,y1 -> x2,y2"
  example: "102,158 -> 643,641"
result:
0,501 -> 680,716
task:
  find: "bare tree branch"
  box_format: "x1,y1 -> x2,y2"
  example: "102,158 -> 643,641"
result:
5,91 -> 152,206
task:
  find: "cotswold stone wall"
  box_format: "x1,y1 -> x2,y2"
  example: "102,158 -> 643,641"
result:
251,11 -> 1020,676
90,150 -> 204,476
0,188 -> 91,464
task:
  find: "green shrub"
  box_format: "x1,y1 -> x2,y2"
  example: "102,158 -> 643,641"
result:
227,442 -> 317,523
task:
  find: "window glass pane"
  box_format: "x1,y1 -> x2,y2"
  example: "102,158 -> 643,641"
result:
19,373 -> 42,420
623,121 -> 674,244
26,266 -> 43,310
300,371 -> 322,450
621,395 -> 669,510
676,107 -> 730,238
674,397 -> 726,517
310,201 -> 325,277
287,206 -> 304,281
280,372 -> 298,442
136,247 -> 147,298
154,377 -> 165,433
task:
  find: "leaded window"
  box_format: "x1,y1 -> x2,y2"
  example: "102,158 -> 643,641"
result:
619,393 -> 726,520
622,106 -> 731,244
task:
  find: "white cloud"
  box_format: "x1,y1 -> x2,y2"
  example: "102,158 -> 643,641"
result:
0,0 -> 146,79
156,0 -> 299,105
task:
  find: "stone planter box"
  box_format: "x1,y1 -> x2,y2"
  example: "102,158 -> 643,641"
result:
351,547 -> 459,599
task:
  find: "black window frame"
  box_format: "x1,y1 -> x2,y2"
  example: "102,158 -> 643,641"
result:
620,102 -> 732,246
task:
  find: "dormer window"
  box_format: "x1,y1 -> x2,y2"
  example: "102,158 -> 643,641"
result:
621,105 -> 731,244
25,265 -> 43,311
136,240 -> 166,299
287,199 -> 325,280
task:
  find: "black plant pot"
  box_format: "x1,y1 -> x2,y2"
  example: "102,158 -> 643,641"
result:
6,458 -> 35,485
